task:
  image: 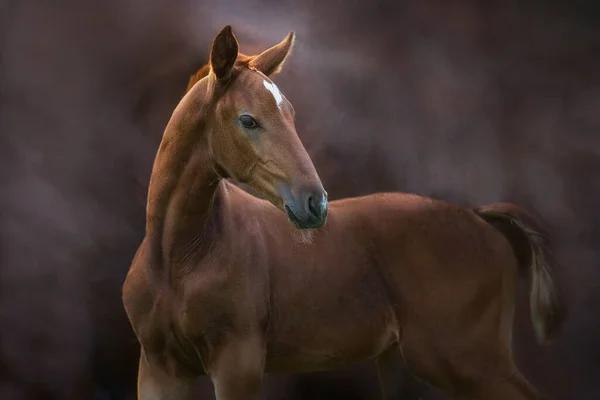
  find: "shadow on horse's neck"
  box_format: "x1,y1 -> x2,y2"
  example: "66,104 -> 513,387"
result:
145,89 -> 225,273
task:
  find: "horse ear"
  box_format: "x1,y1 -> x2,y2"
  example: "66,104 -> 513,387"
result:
249,31 -> 295,76
210,25 -> 239,81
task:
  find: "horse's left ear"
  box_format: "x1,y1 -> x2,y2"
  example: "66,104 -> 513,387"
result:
249,31 -> 295,76
210,25 -> 239,81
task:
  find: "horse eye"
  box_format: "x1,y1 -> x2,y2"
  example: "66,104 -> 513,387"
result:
239,115 -> 260,130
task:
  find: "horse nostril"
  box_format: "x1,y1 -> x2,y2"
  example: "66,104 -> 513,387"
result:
307,195 -> 318,218
306,191 -> 327,221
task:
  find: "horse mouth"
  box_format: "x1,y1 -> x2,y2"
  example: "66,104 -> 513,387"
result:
285,205 -> 326,230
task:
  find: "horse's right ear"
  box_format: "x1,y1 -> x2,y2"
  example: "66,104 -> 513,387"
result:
210,25 -> 239,81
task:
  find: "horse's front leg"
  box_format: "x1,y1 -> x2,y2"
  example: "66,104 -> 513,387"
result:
137,349 -> 194,400
210,332 -> 266,400
376,346 -> 430,400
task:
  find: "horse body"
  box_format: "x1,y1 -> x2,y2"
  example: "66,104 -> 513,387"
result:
262,190 -> 505,373
122,25 -> 564,400
125,181 -> 527,388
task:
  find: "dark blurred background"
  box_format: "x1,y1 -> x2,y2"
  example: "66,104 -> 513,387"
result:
1,0 -> 599,399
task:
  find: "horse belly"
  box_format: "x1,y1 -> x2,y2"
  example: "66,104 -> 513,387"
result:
264,271 -> 397,372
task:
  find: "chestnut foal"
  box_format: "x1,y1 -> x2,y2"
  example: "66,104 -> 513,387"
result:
123,26 -> 564,400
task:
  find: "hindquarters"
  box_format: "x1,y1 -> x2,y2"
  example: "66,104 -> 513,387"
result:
367,198 -> 553,399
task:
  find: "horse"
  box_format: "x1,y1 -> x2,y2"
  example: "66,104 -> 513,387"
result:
122,25 -> 565,400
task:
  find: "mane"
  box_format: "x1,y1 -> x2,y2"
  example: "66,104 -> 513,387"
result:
185,64 -> 211,94
184,53 -> 254,94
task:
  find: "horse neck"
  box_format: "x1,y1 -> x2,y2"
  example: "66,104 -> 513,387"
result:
145,96 -> 223,274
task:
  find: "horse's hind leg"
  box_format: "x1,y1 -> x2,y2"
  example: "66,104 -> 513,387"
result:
399,331 -> 548,400
137,350 -> 193,400
376,346 -> 430,400
467,370 -> 549,400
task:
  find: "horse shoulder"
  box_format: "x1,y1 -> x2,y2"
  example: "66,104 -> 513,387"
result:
178,195 -> 272,337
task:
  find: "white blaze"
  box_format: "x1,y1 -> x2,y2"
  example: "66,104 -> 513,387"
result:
263,79 -> 284,109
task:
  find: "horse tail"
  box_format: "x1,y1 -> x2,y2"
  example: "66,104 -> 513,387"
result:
472,202 -> 565,344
